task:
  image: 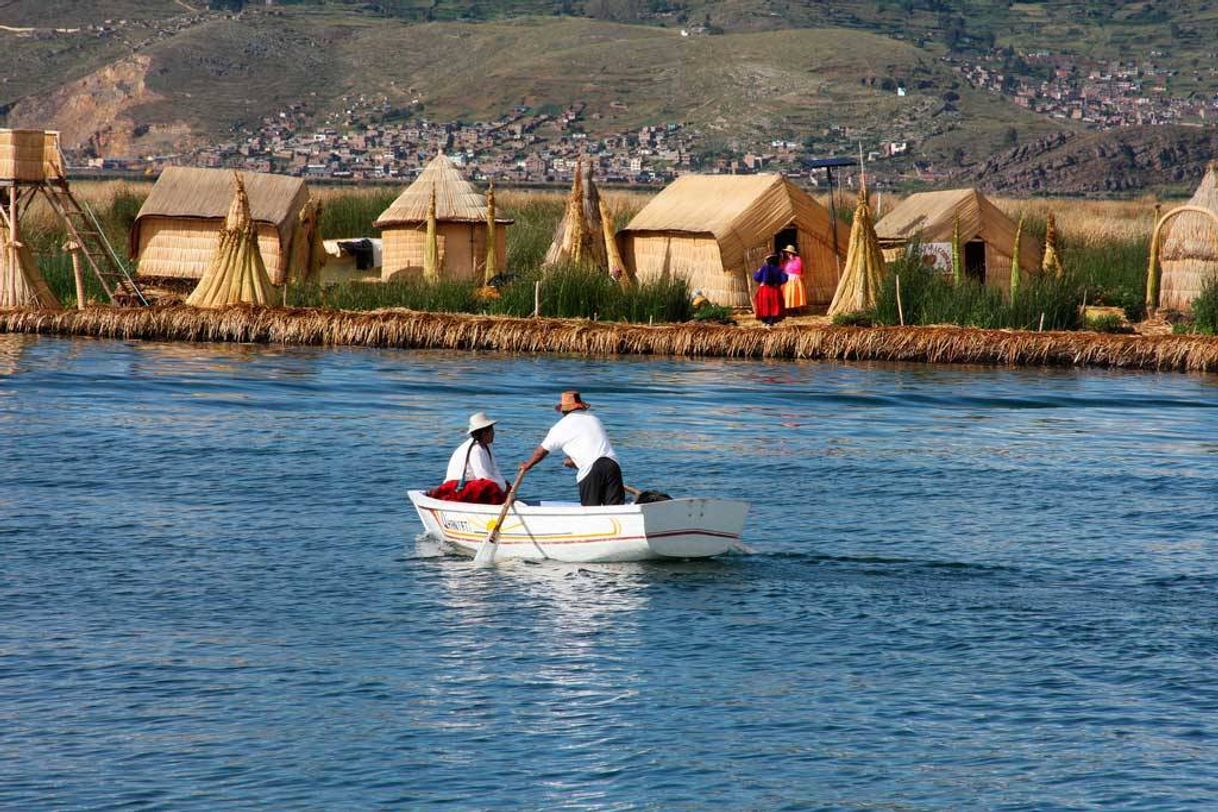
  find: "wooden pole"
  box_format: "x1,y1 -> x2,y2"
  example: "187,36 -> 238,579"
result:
895,274 -> 904,326
8,187 -> 17,298
533,279 -> 540,317
64,239 -> 85,309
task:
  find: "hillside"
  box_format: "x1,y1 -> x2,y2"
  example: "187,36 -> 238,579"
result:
2,0 -> 1217,189
0,6 -> 1057,161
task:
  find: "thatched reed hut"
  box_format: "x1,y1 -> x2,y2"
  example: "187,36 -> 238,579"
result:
617,174 -> 849,308
374,154 -> 512,283
876,188 -> 1041,293
1157,164 -> 1218,312
130,167 -> 313,286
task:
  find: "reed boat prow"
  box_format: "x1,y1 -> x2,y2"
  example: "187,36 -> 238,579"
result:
408,490 -> 749,563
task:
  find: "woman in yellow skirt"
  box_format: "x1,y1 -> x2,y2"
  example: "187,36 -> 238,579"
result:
780,245 -> 806,314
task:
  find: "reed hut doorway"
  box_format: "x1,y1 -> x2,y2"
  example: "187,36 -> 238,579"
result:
964,240 -> 986,283
773,227 -> 798,256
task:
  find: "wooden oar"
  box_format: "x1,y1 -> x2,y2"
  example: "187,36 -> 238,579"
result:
472,467 -> 526,569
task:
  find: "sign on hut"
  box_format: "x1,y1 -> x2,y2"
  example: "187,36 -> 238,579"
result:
374,154 -> 512,283
130,167 -> 317,287
617,174 -> 849,308
1154,163 -> 1218,313
875,188 -> 1040,293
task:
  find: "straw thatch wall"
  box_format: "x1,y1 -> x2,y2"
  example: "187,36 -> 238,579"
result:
135,218 -> 285,283
619,232 -> 741,303
130,167 -> 310,285
381,223 -> 506,283
2,306 -> 1216,373
0,129 -> 63,182
1160,166 -> 1218,312
620,174 -> 848,308
877,189 -> 1040,292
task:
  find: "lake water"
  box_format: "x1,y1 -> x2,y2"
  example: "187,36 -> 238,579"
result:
2,333 -> 1217,809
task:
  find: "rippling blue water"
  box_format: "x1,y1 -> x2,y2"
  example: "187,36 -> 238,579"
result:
2,333 -> 1217,809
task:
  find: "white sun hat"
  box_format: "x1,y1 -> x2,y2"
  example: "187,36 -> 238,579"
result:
467,412 -> 497,434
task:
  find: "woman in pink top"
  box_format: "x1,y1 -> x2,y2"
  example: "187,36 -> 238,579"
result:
780,245 -> 807,313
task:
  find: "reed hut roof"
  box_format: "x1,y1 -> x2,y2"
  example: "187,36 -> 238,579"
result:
876,188 -> 1040,269
374,154 -> 513,228
621,173 -> 845,273
130,166 -> 309,256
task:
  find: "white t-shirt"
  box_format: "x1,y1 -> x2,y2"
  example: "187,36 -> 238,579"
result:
445,438 -> 506,489
541,411 -> 617,482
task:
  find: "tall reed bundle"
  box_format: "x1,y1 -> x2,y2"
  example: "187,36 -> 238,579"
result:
3,306 -> 1217,372
600,197 -> 632,289
423,185 -> 439,284
1042,212 -> 1064,277
951,214 -> 962,285
544,160 -> 606,269
484,180 -> 498,284
1010,214 -> 1024,298
288,196 -> 325,286
829,190 -> 885,317
0,220 -> 60,309
186,174 -> 274,308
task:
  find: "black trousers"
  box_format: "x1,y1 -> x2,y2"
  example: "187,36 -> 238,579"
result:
578,457 -> 625,507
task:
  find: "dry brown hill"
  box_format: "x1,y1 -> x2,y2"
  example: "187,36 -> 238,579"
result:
1,8 -> 1059,167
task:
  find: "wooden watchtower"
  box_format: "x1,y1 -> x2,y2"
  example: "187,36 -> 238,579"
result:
0,129 -> 146,306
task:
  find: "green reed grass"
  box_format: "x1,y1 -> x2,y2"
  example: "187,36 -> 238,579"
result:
490,263 -> 691,322
319,191 -> 399,239
283,262 -> 691,323
286,278 -> 480,312
873,250 -> 1083,330
1067,236 -> 1149,321
503,198 -> 565,275
37,252 -> 110,308
1190,277 -> 1218,335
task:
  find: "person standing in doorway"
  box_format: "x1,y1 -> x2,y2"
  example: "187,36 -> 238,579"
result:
520,390 -> 625,506
780,245 -> 806,315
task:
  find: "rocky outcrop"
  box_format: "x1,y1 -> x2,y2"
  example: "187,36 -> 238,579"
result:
963,125 -> 1218,195
8,55 -> 178,156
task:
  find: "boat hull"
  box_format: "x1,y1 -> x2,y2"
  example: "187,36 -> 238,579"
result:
408,490 -> 749,563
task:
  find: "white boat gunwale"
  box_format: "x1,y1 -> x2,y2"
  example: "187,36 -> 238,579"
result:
407,489 -> 750,563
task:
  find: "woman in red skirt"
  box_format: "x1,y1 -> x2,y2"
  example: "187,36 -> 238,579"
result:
752,253 -> 788,326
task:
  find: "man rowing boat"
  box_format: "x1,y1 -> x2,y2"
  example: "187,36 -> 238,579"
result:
520,390 -> 625,506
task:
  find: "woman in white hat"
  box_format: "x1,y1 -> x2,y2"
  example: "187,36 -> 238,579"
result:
433,412 -> 507,503
780,245 -> 806,314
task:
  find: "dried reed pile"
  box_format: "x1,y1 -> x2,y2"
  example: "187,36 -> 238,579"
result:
3,306 -> 1217,372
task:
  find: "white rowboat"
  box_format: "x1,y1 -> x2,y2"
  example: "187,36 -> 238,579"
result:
408,490 -> 750,563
